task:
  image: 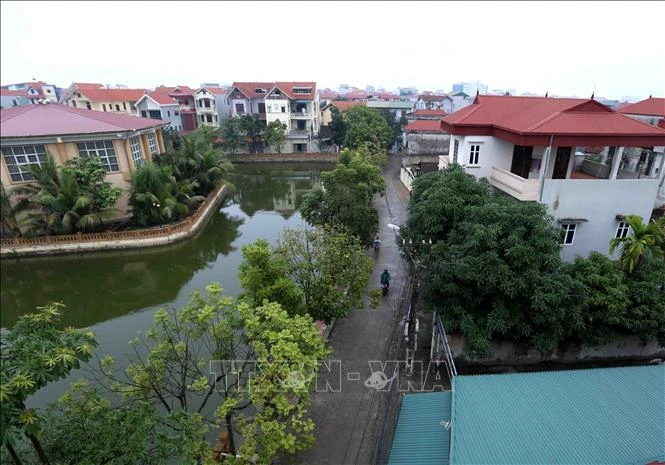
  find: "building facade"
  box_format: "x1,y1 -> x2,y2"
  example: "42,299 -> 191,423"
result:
451,81 -> 488,96
439,95 -> 665,261
60,83 -> 146,115
194,87 -> 228,128
135,93 -> 182,130
1,104 -> 167,220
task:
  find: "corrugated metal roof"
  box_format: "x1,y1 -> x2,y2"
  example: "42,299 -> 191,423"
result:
387,391 -> 451,465
450,365 -> 665,465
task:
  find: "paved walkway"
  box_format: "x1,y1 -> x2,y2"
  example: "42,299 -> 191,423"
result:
286,154 -> 411,465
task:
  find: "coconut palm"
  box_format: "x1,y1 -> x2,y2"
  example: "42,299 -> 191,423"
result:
609,215 -> 665,273
15,155 -> 120,235
0,184 -> 24,237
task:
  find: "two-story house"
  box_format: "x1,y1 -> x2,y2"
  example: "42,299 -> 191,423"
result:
438,95 -> 665,261
60,83 -> 146,115
416,94 -> 453,113
194,87 -> 228,128
1,104 -> 167,220
227,82 -> 273,119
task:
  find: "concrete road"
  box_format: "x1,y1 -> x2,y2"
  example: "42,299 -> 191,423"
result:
285,153 -> 412,465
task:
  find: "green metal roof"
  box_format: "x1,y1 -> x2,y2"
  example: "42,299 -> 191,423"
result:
387,391 -> 452,465
450,365 -> 665,465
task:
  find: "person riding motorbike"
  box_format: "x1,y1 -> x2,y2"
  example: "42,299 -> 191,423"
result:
373,236 -> 381,252
380,269 -> 391,293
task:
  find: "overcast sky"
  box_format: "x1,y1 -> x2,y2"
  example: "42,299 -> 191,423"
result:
2,1 -> 664,100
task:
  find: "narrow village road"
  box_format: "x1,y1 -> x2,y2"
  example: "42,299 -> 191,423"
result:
286,153 -> 411,465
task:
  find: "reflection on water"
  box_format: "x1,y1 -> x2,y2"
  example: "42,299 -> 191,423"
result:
0,163 -> 332,408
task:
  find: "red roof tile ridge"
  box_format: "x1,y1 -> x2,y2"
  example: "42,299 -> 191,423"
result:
52,103 -> 144,130
525,110 -> 565,132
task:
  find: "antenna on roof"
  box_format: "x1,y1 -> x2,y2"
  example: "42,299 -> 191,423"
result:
545,90 -> 548,98
591,82 -> 596,100
649,93 -> 653,99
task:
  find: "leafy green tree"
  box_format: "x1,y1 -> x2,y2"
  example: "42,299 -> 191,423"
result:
565,253 -> 631,345
238,239 -> 305,316
264,120 -> 288,154
343,105 -> 394,152
220,117 -> 244,155
300,149 -> 385,244
376,109 -> 401,150
422,197 -> 583,356
128,162 -> 203,227
1,304 -> 97,465
1,184 -> 24,237
97,283 -> 329,464
36,380 -> 205,465
610,215 -> 665,273
329,106 -> 346,147
17,155 -> 122,235
623,257 -> 665,345
238,114 -> 265,154
275,226 -> 374,322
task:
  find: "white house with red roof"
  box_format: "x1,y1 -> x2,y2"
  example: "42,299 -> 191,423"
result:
194,87 -> 228,128
135,92 -> 182,130
60,83 -> 146,115
227,81 -> 320,153
439,95 -> 665,261
1,104 -> 167,219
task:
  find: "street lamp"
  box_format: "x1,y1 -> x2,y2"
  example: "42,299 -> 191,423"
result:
152,202 -> 162,228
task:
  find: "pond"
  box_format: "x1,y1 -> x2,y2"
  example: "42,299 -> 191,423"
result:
0,162 -> 332,409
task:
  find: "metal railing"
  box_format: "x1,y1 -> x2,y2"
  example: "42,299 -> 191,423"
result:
431,311 -> 457,380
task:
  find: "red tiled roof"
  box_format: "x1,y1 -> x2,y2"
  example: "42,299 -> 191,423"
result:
1,103 -> 166,138
73,83 -> 104,89
78,87 -> 147,103
618,97 -> 665,117
206,87 -> 227,95
419,94 -> 451,101
414,109 -> 447,117
330,101 -> 366,112
154,85 -> 196,96
273,82 -> 317,100
342,92 -> 371,100
143,92 -> 178,105
1,89 -> 26,97
320,91 -> 338,99
404,120 -> 445,133
231,82 -> 275,99
442,95 -> 665,146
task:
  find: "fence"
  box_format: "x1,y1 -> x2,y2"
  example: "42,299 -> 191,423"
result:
431,311 -> 458,380
1,184 -> 228,251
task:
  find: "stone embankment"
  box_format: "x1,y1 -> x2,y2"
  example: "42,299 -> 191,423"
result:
0,185 -> 228,259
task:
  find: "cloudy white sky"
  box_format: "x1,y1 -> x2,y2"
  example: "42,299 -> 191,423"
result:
2,1 -> 664,100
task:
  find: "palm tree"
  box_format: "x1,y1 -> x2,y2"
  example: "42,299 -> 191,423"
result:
15,155 -> 117,235
609,215 -> 665,273
0,183 -> 24,237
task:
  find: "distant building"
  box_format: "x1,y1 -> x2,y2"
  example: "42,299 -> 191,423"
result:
60,83 -> 146,115
1,81 -> 59,105
452,81 -> 488,96
135,92 -> 182,130
152,86 -> 198,132
0,89 -> 32,109
200,82 -> 221,88
195,87 -> 228,128
415,94 -> 453,112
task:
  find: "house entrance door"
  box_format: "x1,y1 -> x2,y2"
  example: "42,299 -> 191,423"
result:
553,147 -> 572,179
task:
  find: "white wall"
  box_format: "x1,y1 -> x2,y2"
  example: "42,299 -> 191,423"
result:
266,99 -> 291,131
454,135 -> 514,179
541,178 -> 660,261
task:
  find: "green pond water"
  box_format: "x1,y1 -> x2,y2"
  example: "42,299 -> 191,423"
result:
0,163 -> 331,409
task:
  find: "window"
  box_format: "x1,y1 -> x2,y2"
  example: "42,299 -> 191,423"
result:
175,110 -> 179,116
123,102 -> 127,110
77,140 -> 119,172
141,110 -> 147,117
103,104 -> 107,111
167,110 -> 171,117
293,87 -> 312,94
72,100 -> 77,108
235,103 -> 245,114
453,139 -> 459,163
147,132 -> 158,156
115,104 -> 120,111
129,136 -> 144,167
468,144 -> 480,165
561,223 -> 576,245
281,106 -> 286,113
615,221 -> 631,239
86,102 -> 92,110
2,145 -> 47,182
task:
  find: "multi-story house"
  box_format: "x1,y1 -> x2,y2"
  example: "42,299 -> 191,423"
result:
194,87 -> 228,128
152,86 -> 198,132
438,95 -> 665,261
135,92 -> 182,130
60,83 -> 146,115
264,82 -> 320,153
415,94 -> 453,112
1,81 -> 59,103
1,104 -> 167,220
0,89 -> 32,109
228,82 -> 320,153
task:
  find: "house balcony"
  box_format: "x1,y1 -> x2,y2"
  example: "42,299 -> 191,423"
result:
289,130 -> 310,139
290,112 -> 311,119
197,106 -> 216,113
489,167 -> 540,201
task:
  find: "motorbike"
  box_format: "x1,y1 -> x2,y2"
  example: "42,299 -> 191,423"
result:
381,280 -> 389,295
